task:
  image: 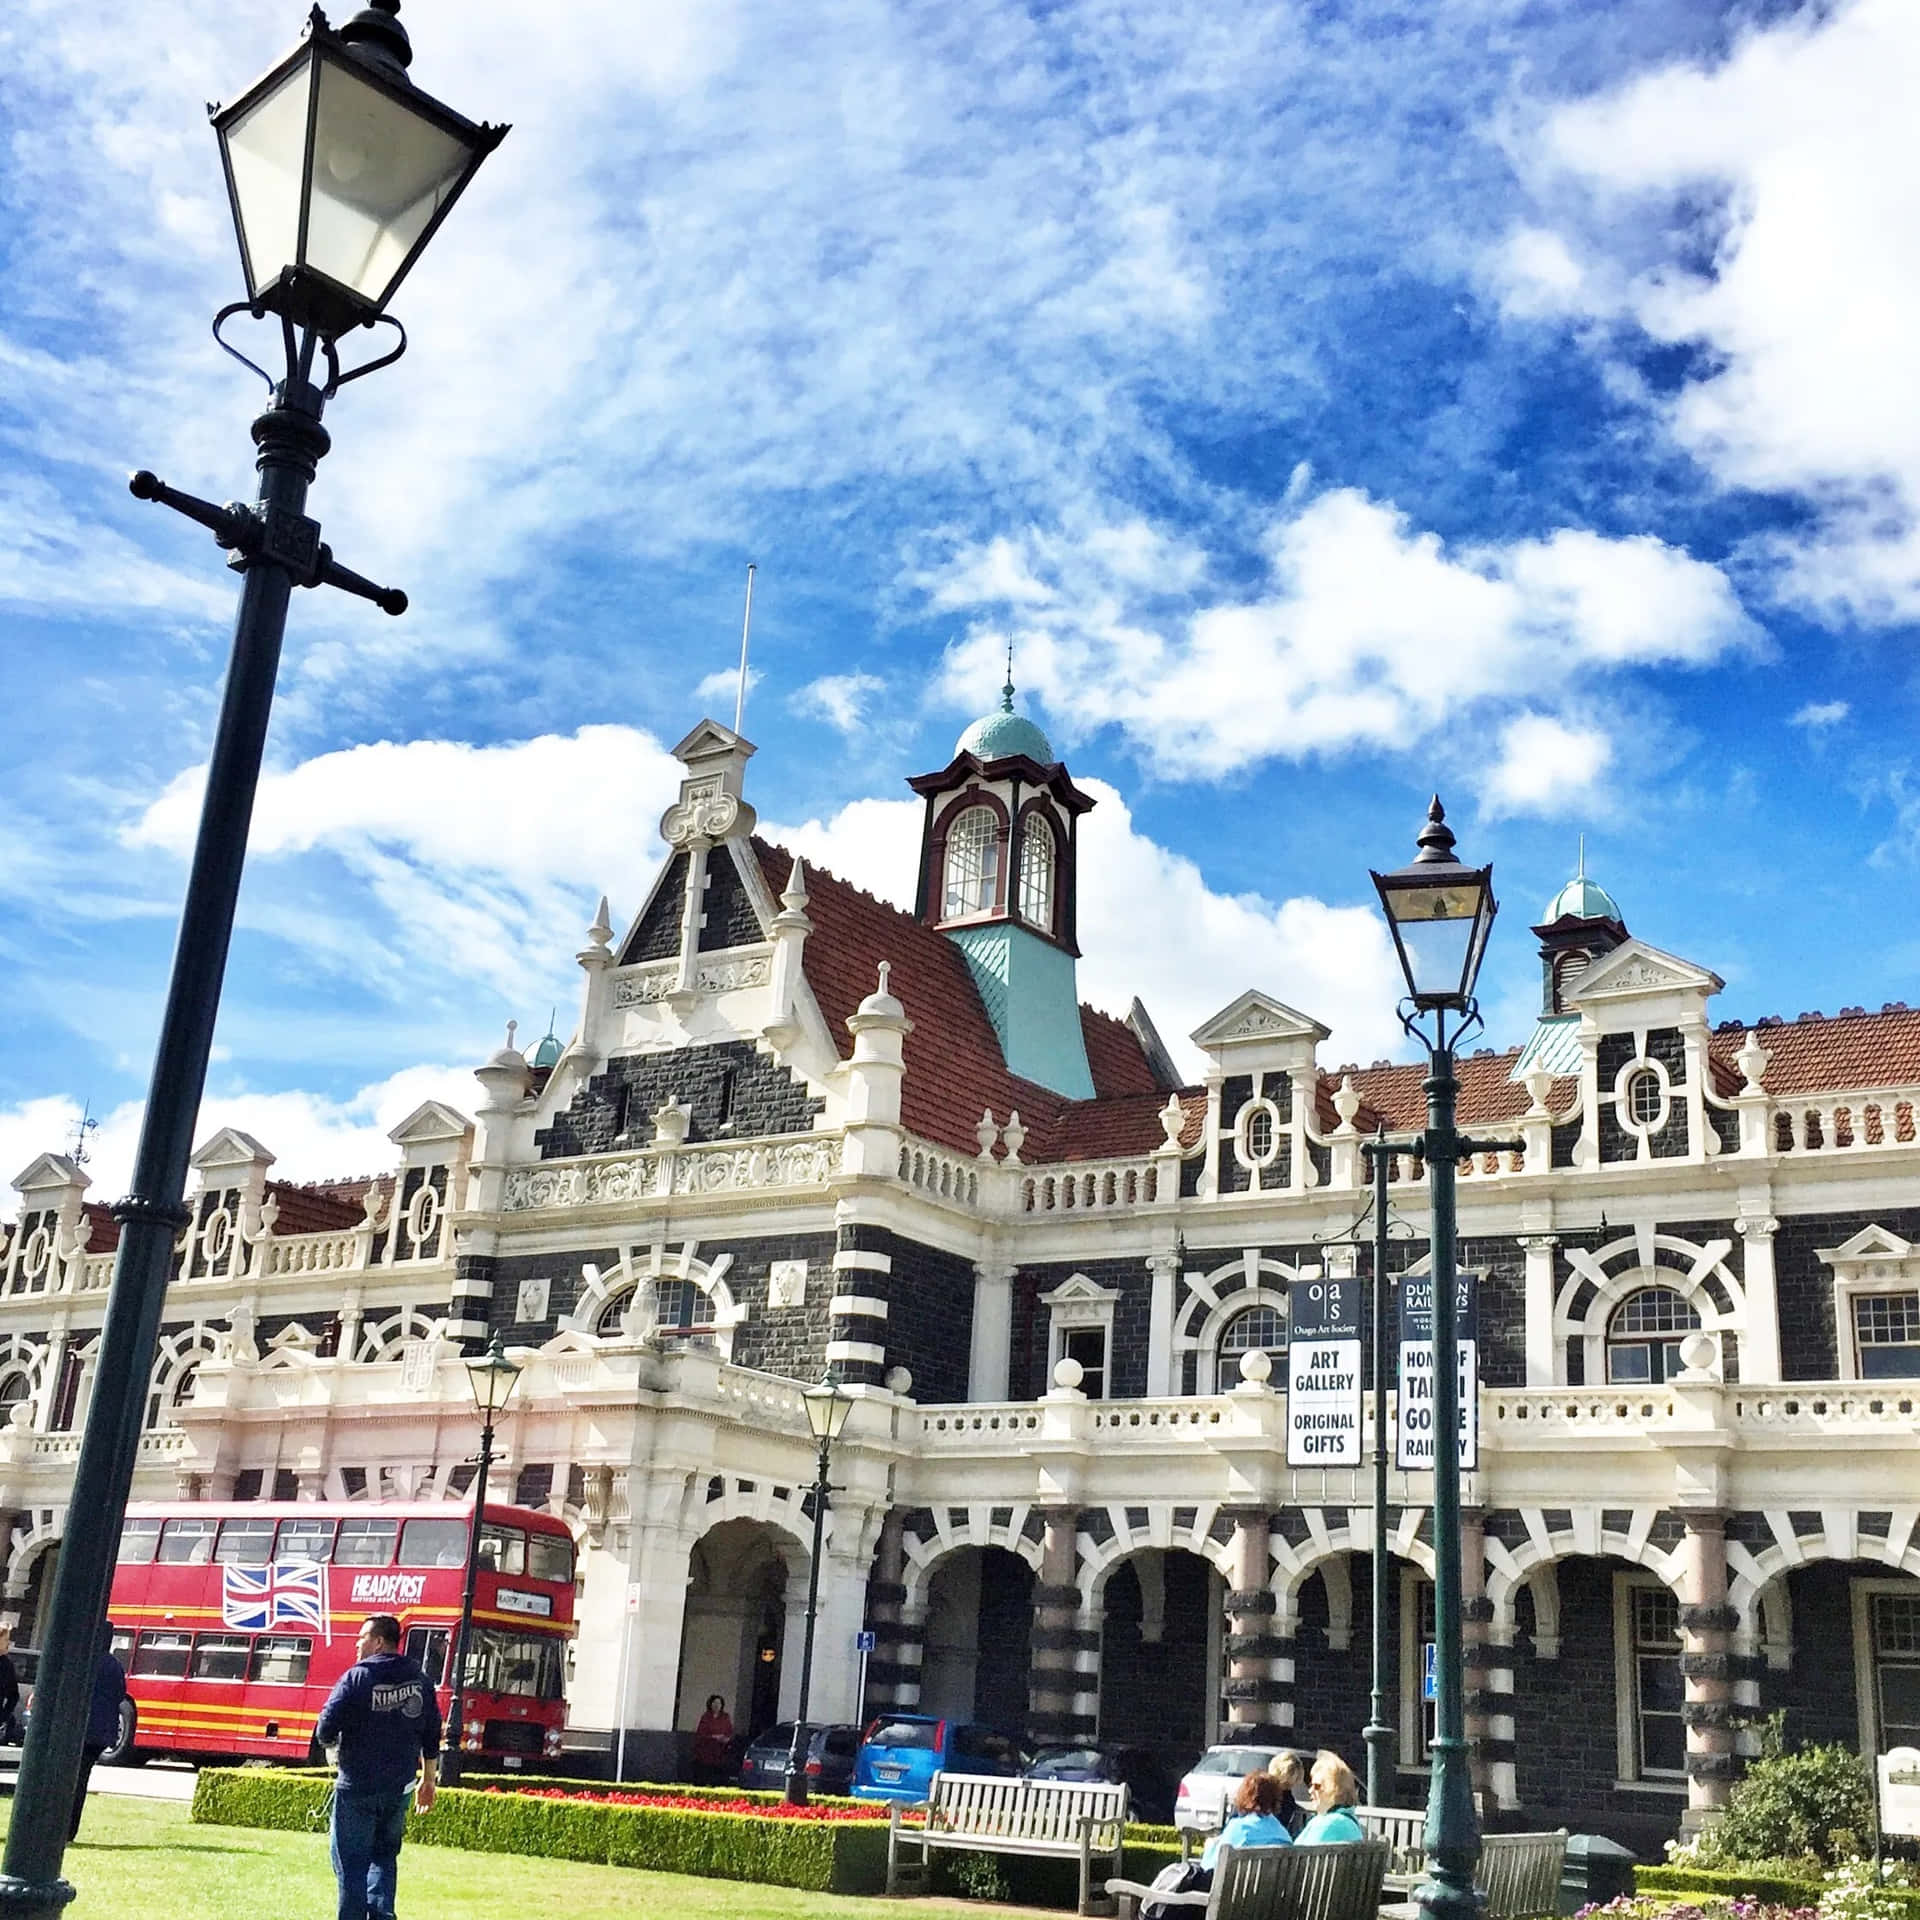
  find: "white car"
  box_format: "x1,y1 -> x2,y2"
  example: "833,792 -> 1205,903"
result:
1172,1742 -> 1310,1833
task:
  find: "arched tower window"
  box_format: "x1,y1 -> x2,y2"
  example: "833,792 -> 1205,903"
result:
1218,1303 -> 1284,1372
1018,814 -> 1057,933
1605,1286 -> 1700,1384
942,804 -> 1001,919
1552,949 -> 1590,1011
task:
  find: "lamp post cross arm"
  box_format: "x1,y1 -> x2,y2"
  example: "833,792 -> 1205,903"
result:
130,469 -> 407,615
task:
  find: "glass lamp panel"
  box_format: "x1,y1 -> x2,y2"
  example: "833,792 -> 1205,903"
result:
1395,911 -> 1476,1002
306,52 -> 474,309
221,60 -> 314,295
1381,878 -> 1487,926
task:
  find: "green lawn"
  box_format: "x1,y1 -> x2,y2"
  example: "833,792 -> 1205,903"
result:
6,1793 -> 1059,1920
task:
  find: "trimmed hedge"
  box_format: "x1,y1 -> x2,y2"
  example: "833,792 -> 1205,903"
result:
1640,1865 -> 1920,1918
192,1769 -> 888,1895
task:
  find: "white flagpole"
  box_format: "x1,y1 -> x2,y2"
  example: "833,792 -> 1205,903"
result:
733,563 -> 757,734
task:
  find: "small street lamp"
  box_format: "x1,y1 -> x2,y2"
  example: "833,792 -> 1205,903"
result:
444,1336 -> 523,1785
1368,799 -> 1517,1920
783,1375 -> 855,1807
0,10 -> 503,1915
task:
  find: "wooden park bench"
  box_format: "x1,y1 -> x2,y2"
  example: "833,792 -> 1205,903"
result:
1110,1837 -> 1390,1920
1355,1805 -> 1427,1885
886,1771 -> 1130,1916
1378,1829 -> 1569,1920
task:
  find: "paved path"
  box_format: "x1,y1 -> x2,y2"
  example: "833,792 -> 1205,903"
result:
0,1761 -> 198,1802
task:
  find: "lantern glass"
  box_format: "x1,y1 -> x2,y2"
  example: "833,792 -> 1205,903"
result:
305,47 -> 475,311
221,58 -> 314,303
801,1378 -> 854,1445
465,1337 -> 521,1418
1371,805 -> 1496,1013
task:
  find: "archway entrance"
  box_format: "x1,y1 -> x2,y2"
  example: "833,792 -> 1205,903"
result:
919,1547 -> 1034,1732
1099,1550 -> 1219,1775
675,1519 -> 794,1742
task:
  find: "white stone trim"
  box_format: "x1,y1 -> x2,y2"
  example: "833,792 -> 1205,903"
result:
833,1249 -> 892,1274
826,1339 -> 886,1366
1820,1226 -> 1920,1383
828,1295 -> 889,1321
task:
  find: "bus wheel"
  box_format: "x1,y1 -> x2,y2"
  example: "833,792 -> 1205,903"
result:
102,1699 -> 147,1767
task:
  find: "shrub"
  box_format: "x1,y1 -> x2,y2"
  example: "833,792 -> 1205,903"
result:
191,1768 -> 333,1832
1714,1738 -> 1876,1867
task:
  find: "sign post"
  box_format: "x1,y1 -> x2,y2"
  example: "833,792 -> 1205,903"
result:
1287,1274 -> 1364,1467
856,1626 -> 876,1722
1394,1270 -> 1479,1472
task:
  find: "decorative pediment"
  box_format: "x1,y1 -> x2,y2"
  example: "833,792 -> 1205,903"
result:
190,1127 -> 274,1171
672,718 -> 755,767
11,1152 -> 86,1194
1041,1271 -> 1120,1327
1566,939 -> 1722,1004
1190,990 -> 1330,1052
1820,1224 -> 1916,1267
387,1101 -> 474,1148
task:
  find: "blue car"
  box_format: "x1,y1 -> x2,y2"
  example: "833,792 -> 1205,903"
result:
850,1715 -> 1026,1801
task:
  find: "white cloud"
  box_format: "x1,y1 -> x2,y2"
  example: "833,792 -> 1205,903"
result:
1791,700 -> 1849,731
1501,0 -> 1920,619
768,778 -> 1407,1078
125,725 -> 683,1003
793,673 -> 887,735
0,1064 -> 478,1202
926,489 -> 1751,794
1483,714 -> 1613,817
693,666 -> 760,713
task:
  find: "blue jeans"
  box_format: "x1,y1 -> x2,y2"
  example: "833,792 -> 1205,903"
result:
330,1784 -> 409,1920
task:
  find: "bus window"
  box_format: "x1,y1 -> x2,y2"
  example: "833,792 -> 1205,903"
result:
275,1516 -> 337,1562
109,1626 -> 134,1665
131,1630 -> 193,1678
526,1531 -> 574,1584
477,1525 -> 525,1575
404,1627 -> 451,1686
214,1519 -> 276,1565
117,1518 -> 162,1564
333,1517 -> 399,1567
249,1636 -> 313,1685
398,1519 -> 468,1569
190,1634 -> 252,1681
157,1517 -> 218,1565
463,1629 -> 566,1700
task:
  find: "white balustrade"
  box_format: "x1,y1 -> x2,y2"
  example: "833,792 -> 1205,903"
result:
900,1143 -> 980,1207
1019,1159 -> 1162,1214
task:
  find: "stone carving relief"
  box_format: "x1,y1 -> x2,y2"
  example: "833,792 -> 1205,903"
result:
612,952 -> 772,1008
503,1137 -> 837,1211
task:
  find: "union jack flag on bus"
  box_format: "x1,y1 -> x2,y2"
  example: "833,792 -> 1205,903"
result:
221,1560 -> 331,1643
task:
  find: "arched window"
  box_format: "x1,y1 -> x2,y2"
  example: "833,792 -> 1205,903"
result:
1018,815 -> 1057,933
1553,949 -> 1590,1010
941,805 -> 1000,919
1605,1287 -> 1700,1384
596,1278 -> 715,1343
1219,1303 -> 1284,1372
1626,1069 -> 1664,1127
0,1371 -> 30,1422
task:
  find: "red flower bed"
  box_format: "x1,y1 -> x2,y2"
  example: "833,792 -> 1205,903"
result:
476,1784 -> 909,1824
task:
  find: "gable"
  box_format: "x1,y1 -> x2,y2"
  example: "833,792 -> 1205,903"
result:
1190,990 -> 1331,1050
1567,938 -> 1722,1004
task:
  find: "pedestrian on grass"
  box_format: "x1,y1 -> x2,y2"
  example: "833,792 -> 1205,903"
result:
692,1693 -> 734,1784
1294,1750 -> 1366,1844
70,1633 -> 127,1840
316,1613 -> 441,1920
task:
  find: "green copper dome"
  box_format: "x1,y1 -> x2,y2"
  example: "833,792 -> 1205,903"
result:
1541,873 -> 1622,925
530,1024 -> 564,1069
957,678 -> 1053,764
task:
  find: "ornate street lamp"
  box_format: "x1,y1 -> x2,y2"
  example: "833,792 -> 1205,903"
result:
0,11 -> 504,1915
444,1336 -> 523,1785
1368,799 -> 1516,1920
784,1375 -> 855,1807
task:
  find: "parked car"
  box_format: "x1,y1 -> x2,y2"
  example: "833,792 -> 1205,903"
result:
737,1721 -> 861,1794
1024,1743 -> 1175,1823
851,1715 -> 1026,1801
1172,1742 -> 1313,1833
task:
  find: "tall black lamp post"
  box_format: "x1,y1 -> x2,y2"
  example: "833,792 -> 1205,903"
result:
784,1375 -> 854,1807
1369,799 -> 1516,1920
444,1335 -> 522,1785
0,11 -> 503,1915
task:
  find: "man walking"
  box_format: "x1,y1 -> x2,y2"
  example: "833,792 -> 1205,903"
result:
316,1613 -> 441,1920
69,1634 -> 128,1839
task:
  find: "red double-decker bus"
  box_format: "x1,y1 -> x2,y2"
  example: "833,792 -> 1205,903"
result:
106,1499 -> 575,1766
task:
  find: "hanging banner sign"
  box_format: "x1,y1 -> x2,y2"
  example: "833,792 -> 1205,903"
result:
1286,1273 -> 1363,1466
1394,1270 -> 1479,1471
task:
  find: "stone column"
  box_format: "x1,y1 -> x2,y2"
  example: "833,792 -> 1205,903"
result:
1223,1512 -> 1291,1742
1145,1251 -> 1179,1397
1734,1213 -> 1783,1383
617,1522 -> 697,1778
1680,1513 -> 1736,1828
1518,1234 -> 1558,1387
862,1510 -> 917,1714
1460,1509 -> 1493,1806
1028,1510 -> 1093,1744
968,1261 -> 1013,1402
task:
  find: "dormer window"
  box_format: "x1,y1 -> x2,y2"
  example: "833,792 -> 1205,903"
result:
1553,949 -> 1590,1010
942,804 -> 1001,919
1018,814 -> 1057,933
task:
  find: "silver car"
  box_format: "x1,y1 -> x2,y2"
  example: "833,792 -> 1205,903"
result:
1172,1742 -> 1309,1833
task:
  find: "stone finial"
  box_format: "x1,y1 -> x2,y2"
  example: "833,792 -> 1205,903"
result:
1157,1094 -> 1187,1151
506,1019 -> 518,1051
1524,1065 -> 1555,1117
1235,1347 -> 1274,1391
782,858 -> 809,913
587,896 -> 613,950
975,1110 -> 1000,1159
1048,1355 -> 1085,1398
651,1100 -> 692,1148
1001,1111 -> 1027,1164
1735,1029 -> 1771,1092
1333,1074 -> 1362,1129
884,1364 -> 913,1396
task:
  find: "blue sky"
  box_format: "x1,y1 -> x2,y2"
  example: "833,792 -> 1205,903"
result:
4,0 -> 1918,1189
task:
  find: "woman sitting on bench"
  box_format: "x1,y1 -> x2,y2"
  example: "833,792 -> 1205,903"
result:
1201,1770 -> 1293,1869
1293,1752 -> 1366,1845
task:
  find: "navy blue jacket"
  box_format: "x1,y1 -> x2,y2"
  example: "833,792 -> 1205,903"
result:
315,1651 -> 442,1795
86,1653 -> 126,1749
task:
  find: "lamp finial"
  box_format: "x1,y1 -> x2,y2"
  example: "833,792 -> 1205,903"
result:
338,0 -> 413,77
1414,796 -> 1457,865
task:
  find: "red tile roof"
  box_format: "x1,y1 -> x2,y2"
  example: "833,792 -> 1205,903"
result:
1710,1006 -> 1920,1097
82,1202 -> 119,1254
1328,1051 -> 1535,1135
753,837 -> 1188,1161
267,1178 -> 382,1236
